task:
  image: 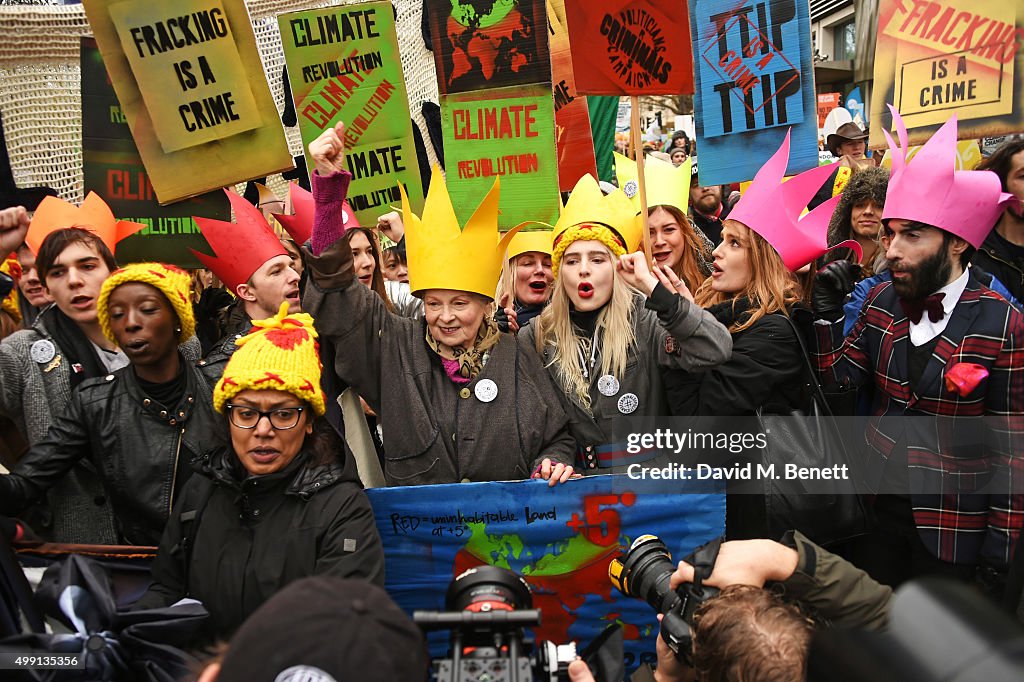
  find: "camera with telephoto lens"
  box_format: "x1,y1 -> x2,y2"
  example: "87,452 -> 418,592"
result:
609,534 -> 722,663
413,565 -> 578,682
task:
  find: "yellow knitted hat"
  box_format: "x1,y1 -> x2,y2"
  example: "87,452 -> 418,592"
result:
551,175 -> 641,278
97,262 -> 195,345
0,257 -> 21,324
214,302 -> 326,416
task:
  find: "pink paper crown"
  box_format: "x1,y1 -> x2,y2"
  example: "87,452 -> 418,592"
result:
272,183 -> 359,245
881,105 -> 1016,248
191,190 -> 287,293
727,131 -> 859,271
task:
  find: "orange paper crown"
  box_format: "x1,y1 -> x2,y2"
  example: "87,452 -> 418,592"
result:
26,192 -> 146,254
191,190 -> 287,293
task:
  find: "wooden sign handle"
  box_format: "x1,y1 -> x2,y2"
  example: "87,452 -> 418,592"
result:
630,96 -> 652,265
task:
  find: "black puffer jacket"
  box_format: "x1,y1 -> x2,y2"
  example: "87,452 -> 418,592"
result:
0,357 -> 216,545
135,443 -> 385,638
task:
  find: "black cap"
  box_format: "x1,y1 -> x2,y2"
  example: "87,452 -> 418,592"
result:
217,577 -> 429,682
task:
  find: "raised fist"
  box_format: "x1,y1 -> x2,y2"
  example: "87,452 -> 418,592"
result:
308,121 -> 347,177
0,206 -> 29,255
376,210 -> 405,244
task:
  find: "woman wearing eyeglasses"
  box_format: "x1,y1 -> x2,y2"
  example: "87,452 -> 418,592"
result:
135,303 -> 385,638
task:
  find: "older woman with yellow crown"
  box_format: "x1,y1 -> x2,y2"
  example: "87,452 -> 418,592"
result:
135,302 -> 384,637
300,122 -> 576,486
519,175 -> 732,474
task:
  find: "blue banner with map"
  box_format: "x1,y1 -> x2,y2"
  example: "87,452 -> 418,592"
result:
367,475 -> 725,670
688,0 -> 817,185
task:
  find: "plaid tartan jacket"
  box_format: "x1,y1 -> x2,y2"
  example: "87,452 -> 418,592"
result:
814,274 -> 1024,569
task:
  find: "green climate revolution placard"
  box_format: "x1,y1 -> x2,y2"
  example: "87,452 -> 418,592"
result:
278,1 -> 423,225
440,85 -> 560,230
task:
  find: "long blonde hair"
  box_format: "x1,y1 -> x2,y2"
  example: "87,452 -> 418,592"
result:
694,220 -> 801,333
533,243 -> 636,411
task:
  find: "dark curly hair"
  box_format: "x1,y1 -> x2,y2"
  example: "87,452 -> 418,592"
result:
978,138 -> 1024,191
823,166 -> 890,266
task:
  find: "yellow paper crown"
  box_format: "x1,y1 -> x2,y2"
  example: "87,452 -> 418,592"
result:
97,262 -> 195,345
551,174 -> 641,276
507,229 -> 553,260
400,165 -> 522,299
613,152 -> 692,214
214,302 -> 326,416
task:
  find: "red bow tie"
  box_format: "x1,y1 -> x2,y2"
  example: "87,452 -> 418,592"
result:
900,293 -> 946,324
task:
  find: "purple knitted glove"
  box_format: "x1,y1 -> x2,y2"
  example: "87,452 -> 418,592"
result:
310,169 -> 353,256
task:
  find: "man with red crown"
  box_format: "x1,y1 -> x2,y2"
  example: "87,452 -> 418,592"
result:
192,191 -> 302,382
813,107 -> 1024,595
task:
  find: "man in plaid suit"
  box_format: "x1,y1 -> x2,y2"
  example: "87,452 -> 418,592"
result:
812,109 -> 1024,592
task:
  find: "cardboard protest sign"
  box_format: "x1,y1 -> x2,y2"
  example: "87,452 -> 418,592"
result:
870,0 -> 1024,147
441,85 -> 561,229
367,476 -> 725,670
426,0 -> 551,95
279,1 -> 425,225
563,0 -> 694,95
817,92 -> 842,127
687,0 -> 817,185
81,0 -> 293,204
548,0 -> 597,191
81,37 -> 228,267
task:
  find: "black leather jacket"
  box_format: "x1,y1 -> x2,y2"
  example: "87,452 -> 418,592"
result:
0,356 -> 217,545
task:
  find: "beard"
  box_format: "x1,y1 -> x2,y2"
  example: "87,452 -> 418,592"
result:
891,246 -> 952,300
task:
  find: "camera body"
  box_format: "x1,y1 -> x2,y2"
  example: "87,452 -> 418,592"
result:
609,534 -> 720,661
414,565 -> 577,682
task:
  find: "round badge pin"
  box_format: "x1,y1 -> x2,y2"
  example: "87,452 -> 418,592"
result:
30,339 -> 56,365
623,179 -> 638,199
598,374 -> 620,397
475,378 -> 498,403
617,392 -> 639,414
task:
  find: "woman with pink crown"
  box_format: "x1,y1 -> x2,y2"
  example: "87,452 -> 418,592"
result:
662,131 -> 860,539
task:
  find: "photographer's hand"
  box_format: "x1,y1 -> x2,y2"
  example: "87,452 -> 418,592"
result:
669,539 -> 798,590
567,660 -> 595,682
654,614 -> 693,682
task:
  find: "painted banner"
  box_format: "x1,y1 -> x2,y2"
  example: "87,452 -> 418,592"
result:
427,0 -> 551,96
687,0 -> 817,185
278,1 -> 424,225
441,85 -> 561,229
81,37 -> 228,267
81,0 -> 292,204
367,475 -> 725,670
562,0 -> 694,95
870,0 -> 1024,148
548,0 -> 597,191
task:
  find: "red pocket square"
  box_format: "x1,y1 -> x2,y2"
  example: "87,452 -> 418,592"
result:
944,362 -> 989,396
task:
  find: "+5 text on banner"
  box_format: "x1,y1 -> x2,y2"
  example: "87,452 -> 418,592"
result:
279,1 -> 425,225
688,0 -> 817,186
367,475 -> 725,671
869,0 -> 1024,148
81,0 -> 293,204
81,37 -> 229,268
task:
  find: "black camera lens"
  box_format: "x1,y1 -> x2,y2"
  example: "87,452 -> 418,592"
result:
608,535 -> 680,615
446,565 -> 533,613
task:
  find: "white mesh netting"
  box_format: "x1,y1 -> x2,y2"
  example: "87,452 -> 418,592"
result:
0,0 -> 440,203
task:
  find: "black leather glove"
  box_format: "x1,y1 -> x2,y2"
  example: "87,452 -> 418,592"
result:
0,271 -> 13,301
493,305 -> 510,333
812,260 -> 860,319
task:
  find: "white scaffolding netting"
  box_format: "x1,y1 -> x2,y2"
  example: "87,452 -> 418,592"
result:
0,0 -> 440,204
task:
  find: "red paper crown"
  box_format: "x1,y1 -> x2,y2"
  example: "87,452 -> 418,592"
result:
191,190 -> 287,293
272,182 -> 360,245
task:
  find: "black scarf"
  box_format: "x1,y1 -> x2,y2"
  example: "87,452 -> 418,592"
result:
41,305 -> 106,389
706,296 -> 755,329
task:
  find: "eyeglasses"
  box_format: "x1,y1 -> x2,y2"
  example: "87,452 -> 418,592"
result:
225,404 -> 305,430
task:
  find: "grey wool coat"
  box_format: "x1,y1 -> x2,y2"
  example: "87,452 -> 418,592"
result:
0,311 -> 200,543
302,240 -> 577,486
519,287 -> 733,472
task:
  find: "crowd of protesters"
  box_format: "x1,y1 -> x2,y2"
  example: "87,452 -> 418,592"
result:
1,108 -> 1024,680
